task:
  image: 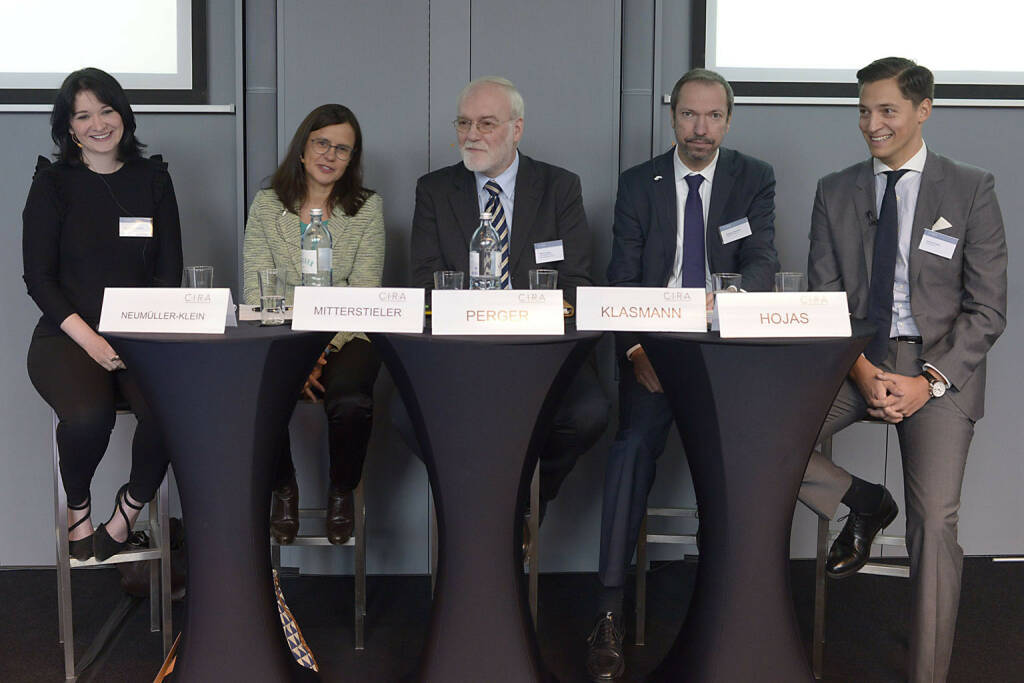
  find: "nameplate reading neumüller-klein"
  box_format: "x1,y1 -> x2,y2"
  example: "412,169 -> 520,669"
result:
99,288 -> 233,334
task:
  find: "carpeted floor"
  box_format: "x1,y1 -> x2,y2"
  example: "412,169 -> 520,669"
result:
1,558 -> 1020,682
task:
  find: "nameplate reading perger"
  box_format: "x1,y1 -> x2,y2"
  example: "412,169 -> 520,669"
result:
431,290 -> 564,335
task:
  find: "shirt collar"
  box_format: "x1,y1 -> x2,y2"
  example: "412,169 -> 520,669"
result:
475,150 -> 520,200
674,146 -> 719,184
872,141 -> 927,175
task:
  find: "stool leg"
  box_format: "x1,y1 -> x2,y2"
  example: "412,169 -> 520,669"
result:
528,463 -> 540,627
812,435 -> 833,679
354,481 -> 366,650
428,488 -> 437,596
635,512 -> 648,646
53,411 -> 76,680
158,473 -> 173,656
149,497 -> 159,633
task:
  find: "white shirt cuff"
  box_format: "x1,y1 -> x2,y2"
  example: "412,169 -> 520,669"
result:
922,362 -> 951,388
626,344 -> 642,361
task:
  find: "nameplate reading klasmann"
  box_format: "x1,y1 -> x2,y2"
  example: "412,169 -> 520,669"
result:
432,290 -> 563,335
717,292 -> 851,338
575,287 -> 706,332
99,288 -> 232,334
292,287 -> 424,333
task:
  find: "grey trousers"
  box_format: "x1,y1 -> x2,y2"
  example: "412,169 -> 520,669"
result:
799,341 -> 975,683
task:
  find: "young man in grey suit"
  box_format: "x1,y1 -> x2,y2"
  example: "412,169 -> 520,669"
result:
590,68 -> 779,680
798,57 -> 1007,682
409,76 -> 609,526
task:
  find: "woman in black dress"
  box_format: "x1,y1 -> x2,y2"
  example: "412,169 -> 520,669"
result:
23,68 -> 183,562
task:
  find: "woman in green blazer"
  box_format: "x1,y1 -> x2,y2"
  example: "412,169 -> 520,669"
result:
243,104 -> 384,545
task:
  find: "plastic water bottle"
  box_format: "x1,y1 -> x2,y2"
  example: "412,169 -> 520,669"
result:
469,211 -> 502,290
301,208 -> 333,286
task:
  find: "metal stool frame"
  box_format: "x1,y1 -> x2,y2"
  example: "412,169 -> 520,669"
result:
634,505 -> 699,645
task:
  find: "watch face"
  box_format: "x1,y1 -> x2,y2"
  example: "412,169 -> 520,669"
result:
931,380 -> 946,398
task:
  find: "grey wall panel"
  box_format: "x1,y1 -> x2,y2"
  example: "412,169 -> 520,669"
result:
428,0 -> 471,171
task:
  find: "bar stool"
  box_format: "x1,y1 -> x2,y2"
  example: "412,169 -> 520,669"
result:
271,479 -> 367,649
634,504 -> 699,645
53,408 -> 173,682
812,419 -> 908,679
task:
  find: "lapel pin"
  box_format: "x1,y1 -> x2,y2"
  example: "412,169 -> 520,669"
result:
653,175 -> 663,182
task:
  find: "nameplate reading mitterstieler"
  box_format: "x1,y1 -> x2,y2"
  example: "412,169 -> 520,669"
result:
291,287 -> 424,333
575,287 -> 706,332
98,288 -> 232,334
717,292 -> 851,338
431,290 -> 564,335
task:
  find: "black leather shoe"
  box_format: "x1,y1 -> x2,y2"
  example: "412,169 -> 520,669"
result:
326,484 -> 354,545
270,476 -> 299,545
826,487 -> 898,579
586,611 -> 625,680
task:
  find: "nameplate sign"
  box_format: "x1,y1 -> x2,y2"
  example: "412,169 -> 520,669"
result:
99,288 -> 231,334
717,292 -> 851,338
291,287 -> 424,333
431,290 -> 564,335
575,287 -> 706,332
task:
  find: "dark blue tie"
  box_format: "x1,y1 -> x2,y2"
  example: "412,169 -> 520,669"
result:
865,169 -> 910,363
681,174 -> 705,288
484,180 -> 511,289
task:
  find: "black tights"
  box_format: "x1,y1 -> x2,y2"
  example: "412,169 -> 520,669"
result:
27,332 -> 169,507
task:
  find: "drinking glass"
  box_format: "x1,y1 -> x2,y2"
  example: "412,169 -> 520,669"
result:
184,265 -> 214,288
774,272 -> 808,292
529,269 -> 558,290
258,268 -> 285,326
433,270 -> 465,289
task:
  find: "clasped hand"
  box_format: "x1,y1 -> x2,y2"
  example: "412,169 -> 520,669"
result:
853,358 -> 930,423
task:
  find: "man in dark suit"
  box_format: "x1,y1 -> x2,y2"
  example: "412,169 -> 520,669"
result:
797,58 -> 1006,682
589,68 -> 779,680
410,76 -> 608,521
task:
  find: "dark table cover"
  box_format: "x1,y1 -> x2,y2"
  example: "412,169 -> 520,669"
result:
639,321 -> 872,683
370,328 -> 602,683
108,323 -> 333,682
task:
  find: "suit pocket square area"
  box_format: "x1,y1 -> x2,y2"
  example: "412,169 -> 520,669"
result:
930,216 -> 953,231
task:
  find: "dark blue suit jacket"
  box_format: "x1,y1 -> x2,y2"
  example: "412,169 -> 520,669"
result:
607,146 -> 780,358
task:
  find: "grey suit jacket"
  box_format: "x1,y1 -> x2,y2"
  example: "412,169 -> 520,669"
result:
808,150 -> 1007,420
242,188 -> 385,349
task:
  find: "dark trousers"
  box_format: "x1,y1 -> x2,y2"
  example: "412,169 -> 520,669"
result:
273,337 -> 381,491
27,331 -> 169,507
390,356 -> 609,505
598,361 -> 676,588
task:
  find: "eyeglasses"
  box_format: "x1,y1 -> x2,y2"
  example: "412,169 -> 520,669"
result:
452,117 -> 511,135
309,137 -> 354,160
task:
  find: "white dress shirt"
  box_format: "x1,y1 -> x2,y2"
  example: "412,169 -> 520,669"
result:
667,148 -> 718,289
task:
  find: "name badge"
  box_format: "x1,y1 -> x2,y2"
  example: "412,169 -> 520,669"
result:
534,240 -> 565,264
717,292 -> 851,338
119,217 -> 153,237
432,290 -> 563,335
919,229 -> 957,259
99,288 -> 233,334
718,217 -> 752,245
291,287 -> 424,333
576,287 -> 706,332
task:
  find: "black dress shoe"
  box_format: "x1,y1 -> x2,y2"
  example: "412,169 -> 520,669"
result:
826,487 -> 898,579
270,476 -> 300,545
326,484 -> 354,545
94,483 -> 145,562
586,612 -> 625,681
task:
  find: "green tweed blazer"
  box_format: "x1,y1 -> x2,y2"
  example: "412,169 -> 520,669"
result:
242,188 -> 385,349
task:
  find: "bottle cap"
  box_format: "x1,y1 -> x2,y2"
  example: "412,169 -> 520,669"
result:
310,208 -> 323,217
479,211 -> 493,220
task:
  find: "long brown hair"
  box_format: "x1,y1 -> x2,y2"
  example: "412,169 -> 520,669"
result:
270,104 -> 372,216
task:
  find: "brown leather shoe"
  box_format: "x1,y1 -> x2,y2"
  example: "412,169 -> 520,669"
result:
326,484 -> 354,545
270,476 -> 299,545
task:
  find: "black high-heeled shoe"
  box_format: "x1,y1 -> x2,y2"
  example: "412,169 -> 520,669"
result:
67,495 -> 93,561
93,484 -> 145,562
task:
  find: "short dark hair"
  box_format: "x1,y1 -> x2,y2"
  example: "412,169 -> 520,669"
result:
856,57 -> 934,106
51,67 -> 145,164
670,68 -> 734,118
270,104 -> 372,217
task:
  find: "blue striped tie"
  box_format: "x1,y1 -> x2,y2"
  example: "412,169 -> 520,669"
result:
484,180 -> 511,289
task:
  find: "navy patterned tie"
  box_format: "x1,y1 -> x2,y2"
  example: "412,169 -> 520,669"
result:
484,180 -> 511,289
681,174 -> 706,288
865,169 -> 910,363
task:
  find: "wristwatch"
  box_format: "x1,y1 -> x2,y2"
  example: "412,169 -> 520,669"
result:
920,372 -> 946,398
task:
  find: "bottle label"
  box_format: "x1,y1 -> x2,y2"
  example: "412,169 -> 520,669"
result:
490,252 -> 502,278
301,249 -> 317,274
317,247 -> 332,271
469,252 -> 480,277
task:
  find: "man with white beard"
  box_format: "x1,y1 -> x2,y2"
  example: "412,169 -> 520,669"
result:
409,76 -> 609,534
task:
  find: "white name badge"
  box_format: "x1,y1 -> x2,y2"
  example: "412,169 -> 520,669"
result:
431,290 -> 563,335
291,287 -> 424,333
718,217 -> 752,244
919,229 -> 957,259
717,292 -> 851,338
576,287 -> 706,332
534,240 -> 565,264
119,217 -> 153,237
99,288 -> 231,334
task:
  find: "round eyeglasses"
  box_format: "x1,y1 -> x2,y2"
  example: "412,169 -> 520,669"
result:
310,137 -> 354,160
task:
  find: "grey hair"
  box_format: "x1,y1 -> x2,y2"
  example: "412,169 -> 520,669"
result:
457,76 -> 525,120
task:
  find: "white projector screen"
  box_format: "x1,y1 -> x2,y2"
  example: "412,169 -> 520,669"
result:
697,0 -> 1024,102
0,0 -> 206,104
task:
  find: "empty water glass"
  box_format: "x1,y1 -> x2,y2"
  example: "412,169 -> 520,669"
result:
184,265 -> 214,288
433,270 -> 465,289
774,272 -> 807,292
